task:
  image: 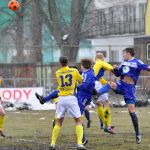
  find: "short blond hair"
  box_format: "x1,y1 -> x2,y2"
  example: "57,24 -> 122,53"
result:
95,53 -> 104,60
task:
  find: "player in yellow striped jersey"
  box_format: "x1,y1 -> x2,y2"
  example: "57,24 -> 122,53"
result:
50,56 -> 86,150
93,53 -> 115,134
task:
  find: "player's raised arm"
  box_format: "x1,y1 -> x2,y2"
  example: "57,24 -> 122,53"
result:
99,77 -> 107,85
102,61 -> 113,71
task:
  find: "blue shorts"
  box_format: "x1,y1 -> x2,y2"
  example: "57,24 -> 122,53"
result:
115,80 -> 136,104
77,94 -> 92,115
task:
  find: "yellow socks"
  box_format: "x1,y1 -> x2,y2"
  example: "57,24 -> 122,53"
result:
97,105 -> 105,123
0,116 -> 5,131
76,125 -> 83,145
104,107 -> 111,127
51,125 -> 60,145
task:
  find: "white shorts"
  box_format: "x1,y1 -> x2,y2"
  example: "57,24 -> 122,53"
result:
56,95 -> 81,119
95,81 -> 109,102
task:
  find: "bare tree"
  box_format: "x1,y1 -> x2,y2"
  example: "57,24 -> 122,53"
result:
30,0 -> 43,63
36,0 -> 92,62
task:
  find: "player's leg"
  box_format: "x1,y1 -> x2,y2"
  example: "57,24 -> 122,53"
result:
84,106 -> 91,128
98,81 -> 117,95
50,97 -> 65,150
68,96 -> 86,150
50,118 -> 63,150
74,117 -> 86,150
123,83 -> 141,144
127,103 -> 141,144
35,90 -> 59,104
103,100 -> 115,134
0,106 -> 6,137
96,102 -> 105,126
103,100 -> 111,127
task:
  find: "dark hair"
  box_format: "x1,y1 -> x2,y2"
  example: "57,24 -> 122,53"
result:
124,48 -> 135,57
59,56 -> 68,67
81,58 -> 92,69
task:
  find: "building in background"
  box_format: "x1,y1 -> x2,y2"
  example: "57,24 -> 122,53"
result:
84,0 -> 150,63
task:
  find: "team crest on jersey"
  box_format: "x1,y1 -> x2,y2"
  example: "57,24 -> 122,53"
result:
123,66 -> 130,73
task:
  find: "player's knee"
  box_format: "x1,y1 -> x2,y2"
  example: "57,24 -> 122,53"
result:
75,117 -> 82,125
55,118 -> 64,127
128,104 -> 135,113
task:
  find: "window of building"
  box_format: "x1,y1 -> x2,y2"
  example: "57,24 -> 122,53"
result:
110,50 -> 119,62
147,43 -> 150,60
139,3 -> 147,19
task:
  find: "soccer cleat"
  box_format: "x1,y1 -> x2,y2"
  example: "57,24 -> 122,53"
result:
136,135 -> 142,144
35,93 -> 45,104
87,120 -> 92,128
83,139 -> 88,146
0,130 -> 6,137
104,126 -> 116,134
49,144 -> 55,150
77,144 -> 86,150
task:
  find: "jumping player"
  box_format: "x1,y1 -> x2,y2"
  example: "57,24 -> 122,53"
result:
98,48 -> 150,144
93,53 -> 115,134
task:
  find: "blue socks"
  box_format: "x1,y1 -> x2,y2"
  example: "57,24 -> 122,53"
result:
84,110 -> 91,122
43,90 -> 59,103
98,83 -> 111,95
82,124 -> 87,143
130,112 -> 140,136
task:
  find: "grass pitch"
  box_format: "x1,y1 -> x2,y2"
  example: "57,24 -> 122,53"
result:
0,108 -> 150,150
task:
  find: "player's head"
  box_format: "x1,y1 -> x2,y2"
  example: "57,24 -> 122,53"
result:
59,56 -> 68,67
95,53 -> 104,61
123,48 -> 135,60
81,58 -> 92,71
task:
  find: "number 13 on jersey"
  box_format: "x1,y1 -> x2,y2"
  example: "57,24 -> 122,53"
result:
59,74 -> 72,87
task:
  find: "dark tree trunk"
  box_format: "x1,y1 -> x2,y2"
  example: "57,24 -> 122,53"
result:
30,0 -> 43,63
12,0 -> 27,63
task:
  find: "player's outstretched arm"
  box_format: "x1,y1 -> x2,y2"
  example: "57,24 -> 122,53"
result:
113,65 -> 122,77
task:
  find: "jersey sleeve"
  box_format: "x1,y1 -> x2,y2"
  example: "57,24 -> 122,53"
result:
137,60 -> 149,71
99,77 -> 107,85
102,61 -> 113,71
76,69 -> 82,83
93,62 -> 100,76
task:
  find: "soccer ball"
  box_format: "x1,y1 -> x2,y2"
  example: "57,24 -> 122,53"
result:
8,0 -> 20,11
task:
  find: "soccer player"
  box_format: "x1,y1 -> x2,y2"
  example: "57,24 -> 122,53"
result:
0,96 -> 6,137
93,53 -> 115,134
76,58 -> 96,144
47,56 -> 86,150
95,80 -> 115,134
98,48 -> 150,144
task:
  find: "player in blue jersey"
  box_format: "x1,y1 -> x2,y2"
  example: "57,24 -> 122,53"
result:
98,48 -> 150,144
